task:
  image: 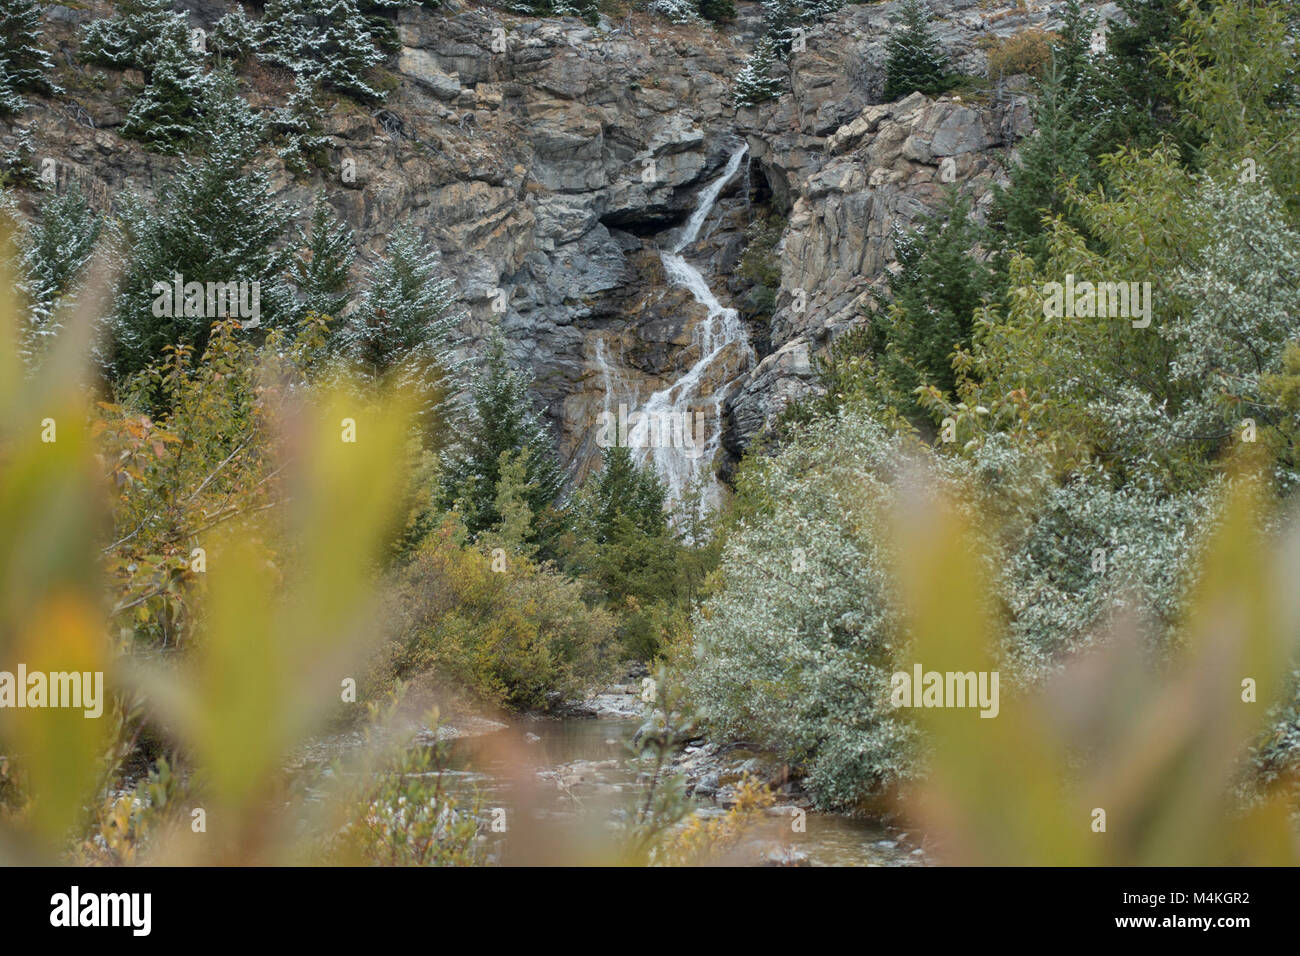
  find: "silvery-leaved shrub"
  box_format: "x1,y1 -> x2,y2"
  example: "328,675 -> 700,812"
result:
1082,177 -> 1300,493
686,409 -> 923,810
1001,464 -> 1221,682
686,404 -> 1237,808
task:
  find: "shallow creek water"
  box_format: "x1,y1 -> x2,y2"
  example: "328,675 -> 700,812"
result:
436,717 -> 922,866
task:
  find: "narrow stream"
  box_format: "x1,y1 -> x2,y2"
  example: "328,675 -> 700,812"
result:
440,717 -> 922,866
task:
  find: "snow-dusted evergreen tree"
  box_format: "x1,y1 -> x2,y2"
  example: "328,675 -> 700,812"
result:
733,36 -> 784,107
882,0 -> 952,102
0,0 -> 60,115
440,330 -> 564,540
0,128 -> 36,187
336,223 -> 460,385
358,0 -> 422,54
761,0 -> 842,56
121,29 -> 212,153
256,0 -> 318,75
82,0 -> 214,151
760,0 -> 802,53
210,3 -> 262,61
1052,0 -> 1100,94
0,73 -> 23,117
316,0 -> 386,99
80,0 -> 188,70
106,83 -> 293,382
291,196 -> 355,323
647,0 -> 699,25
18,185 -> 102,366
271,74 -> 330,175
259,0 -> 386,100
510,0 -> 600,26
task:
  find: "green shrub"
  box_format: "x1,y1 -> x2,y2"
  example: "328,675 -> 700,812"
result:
377,520 -> 616,711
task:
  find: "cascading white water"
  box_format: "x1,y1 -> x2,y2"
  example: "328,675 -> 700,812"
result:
593,337 -> 620,422
626,143 -> 754,516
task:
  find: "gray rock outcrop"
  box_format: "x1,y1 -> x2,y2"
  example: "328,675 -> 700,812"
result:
3,0 -> 1116,485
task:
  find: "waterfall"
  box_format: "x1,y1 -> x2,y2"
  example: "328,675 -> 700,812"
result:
628,142 -> 754,517
593,336 -> 639,422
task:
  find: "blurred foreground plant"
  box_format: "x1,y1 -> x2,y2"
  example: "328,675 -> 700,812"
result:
0,233 -> 466,863
320,700 -> 482,866
623,664 -> 699,864
0,234 -> 113,860
890,459 -> 1300,864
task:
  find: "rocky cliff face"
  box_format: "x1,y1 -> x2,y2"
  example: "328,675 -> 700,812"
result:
5,0 -> 1112,494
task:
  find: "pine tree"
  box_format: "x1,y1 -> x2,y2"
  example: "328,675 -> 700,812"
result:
121,28 -> 212,153
0,74 -> 24,119
18,184 -> 101,366
511,0 -> 600,26
761,0 -> 802,56
440,331 -> 564,540
757,0 -> 842,56
882,0 -> 952,103
570,0 -> 603,23
565,445 -> 681,658
291,196 -> 355,324
316,0 -> 385,100
257,0 -> 319,75
1053,0 -> 1099,95
201,67 -> 265,145
358,0 -> 414,55
80,0 -> 188,70
733,36 -> 784,107
336,223 -> 459,383
271,74 -> 330,175
106,86 -> 293,383
0,128 -> 37,187
1093,0 -> 1207,156
259,0 -> 386,100
990,63 -> 1098,263
82,0 -> 214,152
866,189 -> 996,421
647,0 -> 699,25
483,449 -> 539,557
211,4 -> 262,62
0,0 -> 60,115
585,446 -> 668,544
